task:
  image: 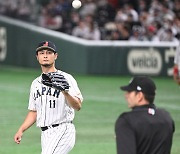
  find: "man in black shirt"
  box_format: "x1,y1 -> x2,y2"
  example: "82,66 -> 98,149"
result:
115,76 -> 175,154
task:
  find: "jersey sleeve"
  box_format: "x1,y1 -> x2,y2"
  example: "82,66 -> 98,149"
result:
115,115 -> 136,154
66,74 -> 83,102
28,81 -> 36,111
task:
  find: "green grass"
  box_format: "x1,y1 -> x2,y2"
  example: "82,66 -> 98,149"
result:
0,66 -> 179,154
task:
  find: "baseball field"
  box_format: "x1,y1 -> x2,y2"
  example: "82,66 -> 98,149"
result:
0,65 -> 179,154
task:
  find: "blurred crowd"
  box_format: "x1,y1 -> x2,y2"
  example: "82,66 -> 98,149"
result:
0,0 -> 180,42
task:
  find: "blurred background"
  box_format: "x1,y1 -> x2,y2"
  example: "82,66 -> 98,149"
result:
0,0 -> 180,154
0,0 -> 180,76
0,0 -> 180,41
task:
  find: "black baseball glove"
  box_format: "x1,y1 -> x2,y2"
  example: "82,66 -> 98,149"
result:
42,72 -> 70,91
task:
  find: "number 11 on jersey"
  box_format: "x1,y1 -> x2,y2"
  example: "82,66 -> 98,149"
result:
49,100 -> 56,108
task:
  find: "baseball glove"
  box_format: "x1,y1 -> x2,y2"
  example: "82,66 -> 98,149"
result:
42,72 -> 70,91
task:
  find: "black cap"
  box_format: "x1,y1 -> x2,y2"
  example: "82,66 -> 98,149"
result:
36,41 -> 57,53
120,76 -> 156,96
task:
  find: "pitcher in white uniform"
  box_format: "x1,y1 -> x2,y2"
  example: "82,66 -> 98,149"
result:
14,40 -> 83,154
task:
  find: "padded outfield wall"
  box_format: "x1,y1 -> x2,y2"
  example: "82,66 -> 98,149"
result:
0,15 -> 178,76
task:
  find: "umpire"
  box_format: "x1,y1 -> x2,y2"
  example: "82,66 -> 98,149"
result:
115,76 -> 175,154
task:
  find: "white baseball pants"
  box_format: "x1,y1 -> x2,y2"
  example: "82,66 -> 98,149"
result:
41,123 -> 75,154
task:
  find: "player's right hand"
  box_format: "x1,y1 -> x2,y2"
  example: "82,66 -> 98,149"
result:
14,131 -> 23,144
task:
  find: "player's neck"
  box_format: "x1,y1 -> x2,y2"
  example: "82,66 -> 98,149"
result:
41,66 -> 57,73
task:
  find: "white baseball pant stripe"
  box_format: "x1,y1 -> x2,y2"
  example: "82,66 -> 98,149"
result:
41,123 -> 75,154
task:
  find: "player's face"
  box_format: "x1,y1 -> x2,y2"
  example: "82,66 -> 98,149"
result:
124,91 -> 139,108
36,50 -> 58,67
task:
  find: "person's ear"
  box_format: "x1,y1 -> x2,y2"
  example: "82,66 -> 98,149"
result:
137,92 -> 144,102
36,55 -> 39,61
55,53 -> 58,60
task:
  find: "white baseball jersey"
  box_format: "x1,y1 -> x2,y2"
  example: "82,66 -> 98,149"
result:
28,70 -> 83,127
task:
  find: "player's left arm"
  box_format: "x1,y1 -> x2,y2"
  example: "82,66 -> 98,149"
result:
62,91 -> 82,111
64,74 -> 83,111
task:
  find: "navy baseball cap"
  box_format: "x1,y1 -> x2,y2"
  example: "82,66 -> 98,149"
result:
36,41 -> 57,53
120,76 -> 156,96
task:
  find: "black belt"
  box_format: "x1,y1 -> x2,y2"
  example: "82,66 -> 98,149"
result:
41,122 -> 72,131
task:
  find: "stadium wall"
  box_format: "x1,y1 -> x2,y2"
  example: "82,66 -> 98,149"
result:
0,15 -> 178,76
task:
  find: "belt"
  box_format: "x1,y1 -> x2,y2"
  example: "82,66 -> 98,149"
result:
41,122 -> 72,131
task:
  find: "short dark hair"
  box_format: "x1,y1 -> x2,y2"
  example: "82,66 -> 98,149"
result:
135,91 -> 155,104
144,94 -> 155,104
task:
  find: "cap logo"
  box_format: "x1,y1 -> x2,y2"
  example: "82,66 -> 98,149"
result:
137,86 -> 142,91
43,41 -> 49,46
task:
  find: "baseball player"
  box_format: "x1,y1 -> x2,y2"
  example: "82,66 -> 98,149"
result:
173,42 -> 180,85
115,76 -> 175,154
14,40 -> 83,154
